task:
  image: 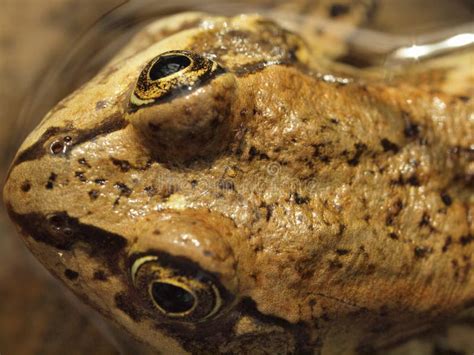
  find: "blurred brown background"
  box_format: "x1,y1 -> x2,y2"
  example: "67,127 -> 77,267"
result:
0,0 -> 472,354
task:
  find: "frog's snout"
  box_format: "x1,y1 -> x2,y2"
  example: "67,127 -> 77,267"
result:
128,209 -> 239,322
126,50 -> 239,164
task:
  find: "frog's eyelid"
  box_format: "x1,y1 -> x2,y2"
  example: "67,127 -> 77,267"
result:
131,255 -> 159,285
130,93 -> 154,107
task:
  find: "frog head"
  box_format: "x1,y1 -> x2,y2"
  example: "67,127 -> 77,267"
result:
3,13 -> 316,353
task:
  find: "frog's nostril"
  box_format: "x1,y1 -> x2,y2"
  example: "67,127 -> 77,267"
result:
46,213 -> 74,246
50,141 -> 65,154
49,136 -> 72,155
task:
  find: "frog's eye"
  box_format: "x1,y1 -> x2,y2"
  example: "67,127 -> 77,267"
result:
148,53 -> 191,80
131,254 -> 224,321
129,50 -> 224,110
125,50 -> 238,164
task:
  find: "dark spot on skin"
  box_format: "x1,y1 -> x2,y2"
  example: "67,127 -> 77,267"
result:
347,143 -> 367,166
6,206 -> 127,274
21,181 -> 31,192
45,172 -> 57,190
312,143 -> 331,163
406,175 -> 420,186
93,270 -> 108,281
88,190 -> 99,200
419,212 -> 430,227
380,138 -> 399,153
390,175 -> 405,191
320,155 -> 331,163
329,3 -> 350,17
452,259 -> 460,279
385,199 -> 403,226
111,158 -> 131,172
218,179 -> 235,191
94,178 -> 107,185
293,192 -> 309,205
388,233 -> 399,240
404,122 -> 420,138
78,158 -> 91,168
440,192 -> 452,206
144,185 -> 157,197
390,174 -> 420,187
248,146 -> 269,161
414,246 -> 432,258
460,235 -> 473,246
75,171 -> 87,182
64,269 -> 79,280
390,175 -> 404,186
457,95 -> 470,102
266,204 -> 274,222
336,249 -> 350,256
442,236 -> 452,252
153,229 -> 161,235
312,143 -> 324,156
114,183 -> 132,197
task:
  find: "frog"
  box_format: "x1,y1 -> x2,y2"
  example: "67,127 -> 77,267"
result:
3,9 -> 474,355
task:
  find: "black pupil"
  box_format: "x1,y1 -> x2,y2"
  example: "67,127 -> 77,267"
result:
149,54 -> 191,80
151,282 -> 195,314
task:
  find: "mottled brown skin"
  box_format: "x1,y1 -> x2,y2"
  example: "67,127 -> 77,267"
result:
3,11 -> 474,355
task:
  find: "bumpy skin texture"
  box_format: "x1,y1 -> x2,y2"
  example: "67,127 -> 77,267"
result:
3,12 -> 474,355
